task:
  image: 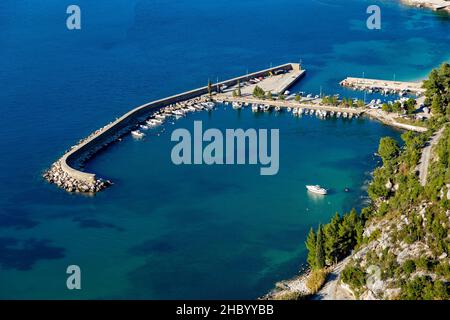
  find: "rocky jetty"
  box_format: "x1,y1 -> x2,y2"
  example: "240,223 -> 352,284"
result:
43,94 -> 212,194
43,160 -> 111,193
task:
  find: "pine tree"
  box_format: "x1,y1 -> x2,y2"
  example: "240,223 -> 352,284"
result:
315,225 -> 325,269
324,213 -> 341,265
305,227 -> 317,269
337,209 -> 359,256
431,94 -> 442,116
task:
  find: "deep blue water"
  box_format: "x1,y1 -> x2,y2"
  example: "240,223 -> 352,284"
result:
0,0 -> 448,299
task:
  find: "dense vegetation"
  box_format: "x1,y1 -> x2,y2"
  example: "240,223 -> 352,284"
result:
423,63 -> 450,116
304,63 -> 450,300
321,96 -> 364,108
381,98 -> 416,114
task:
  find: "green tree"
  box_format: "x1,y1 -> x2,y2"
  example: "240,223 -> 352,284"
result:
378,137 -> 400,164
305,228 -> 317,269
382,103 -> 392,112
342,266 -> 366,291
266,91 -> 273,100
392,101 -> 402,113
253,86 -> 265,99
404,98 -> 417,114
315,225 -> 325,269
237,79 -> 241,97
431,94 -> 443,116
356,99 -> 365,108
295,94 -> 301,102
323,213 -> 341,265
337,209 -> 359,257
279,93 -> 285,101
423,63 -> 450,116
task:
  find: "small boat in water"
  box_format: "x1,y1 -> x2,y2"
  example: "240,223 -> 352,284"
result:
131,130 -> 145,138
172,110 -> 184,116
306,185 -> 328,195
252,104 -> 259,112
140,125 -> 149,130
203,102 -> 215,109
146,119 -> 162,126
155,114 -> 166,120
232,102 -> 242,109
275,106 -> 281,112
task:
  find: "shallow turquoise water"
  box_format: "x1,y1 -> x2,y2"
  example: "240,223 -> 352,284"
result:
0,0 -> 448,299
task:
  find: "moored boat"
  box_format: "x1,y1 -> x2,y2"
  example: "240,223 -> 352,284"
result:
131,130 -> 145,138
306,185 -> 328,195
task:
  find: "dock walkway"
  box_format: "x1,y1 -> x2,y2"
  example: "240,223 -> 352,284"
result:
216,95 -> 365,115
340,77 -> 425,95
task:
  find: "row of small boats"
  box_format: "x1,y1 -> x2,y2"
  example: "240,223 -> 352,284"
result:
131,101 -> 215,139
246,103 -> 359,119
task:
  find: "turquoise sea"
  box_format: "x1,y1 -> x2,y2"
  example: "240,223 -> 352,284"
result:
0,0 -> 449,299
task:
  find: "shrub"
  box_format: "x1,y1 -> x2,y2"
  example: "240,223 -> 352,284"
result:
401,276 -> 449,300
341,266 -> 366,290
402,260 -> 416,275
306,269 -> 328,293
274,291 -> 307,300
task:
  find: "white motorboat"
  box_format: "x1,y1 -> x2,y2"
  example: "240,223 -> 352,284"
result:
306,185 -> 328,195
251,105 -> 259,112
139,125 -> 149,130
155,114 -> 166,120
287,107 -> 292,112
202,102 -> 215,110
275,106 -> 281,112
131,130 -> 145,138
232,102 -> 242,109
146,119 -> 162,126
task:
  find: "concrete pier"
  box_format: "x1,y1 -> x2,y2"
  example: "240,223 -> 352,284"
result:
44,63 -> 303,193
216,95 -> 365,115
340,77 -> 425,95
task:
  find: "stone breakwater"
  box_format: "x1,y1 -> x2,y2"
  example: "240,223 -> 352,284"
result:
43,95 -> 210,193
42,120 -> 128,193
43,160 -> 111,193
42,63 -> 300,193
